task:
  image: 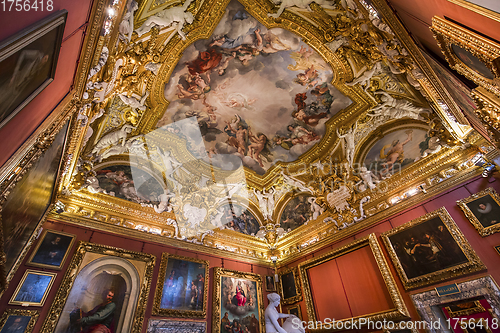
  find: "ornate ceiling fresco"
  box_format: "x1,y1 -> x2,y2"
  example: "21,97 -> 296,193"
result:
52,0 -> 495,264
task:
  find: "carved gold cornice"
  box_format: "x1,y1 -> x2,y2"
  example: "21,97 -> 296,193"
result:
472,87 -> 500,147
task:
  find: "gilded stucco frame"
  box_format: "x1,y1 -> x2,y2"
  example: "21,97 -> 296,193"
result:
212,267 -> 265,333
39,242 -> 155,333
0,309 -> 39,333
431,16 -> 500,96
457,187 -> 500,236
299,234 -> 409,330
381,207 -> 486,290
278,266 -> 302,305
152,253 -> 209,318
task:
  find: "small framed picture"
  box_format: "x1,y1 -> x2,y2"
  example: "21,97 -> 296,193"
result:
457,187 -> 500,236
287,304 -> 302,321
9,270 -> 56,306
278,267 -> 302,305
265,275 -> 275,291
26,229 -> 76,269
0,309 -> 39,333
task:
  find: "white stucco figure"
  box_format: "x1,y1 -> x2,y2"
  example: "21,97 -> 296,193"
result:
268,0 -> 335,18
154,189 -> 174,214
280,171 -> 313,194
415,136 -> 442,161
264,187 -> 276,220
119,0 -> 138,43
157,148 -> 183,190
183,203 -> 207,229
91,123 -> 136,155
253,188 -> 269,220
118,91 -> 149,111
357,166 -> 379,192
265,293 -> 305,333
135,0 -> 194,39
369,91 -> 427,120
336,122 -> 357,168
346,61 -> 382,91
88,47 -> 109,79
308,197 -> 324,220
86,176 -> 113,195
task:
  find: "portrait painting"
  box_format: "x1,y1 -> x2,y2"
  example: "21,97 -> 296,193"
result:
381,207 -> 486,289
0,309 -> 39,333
213,267 -> 264,333
26,229 -> 76,269
1,120 -> 68,281
146,319 -> 206,333
94,164 -> 165,204
39,242 -> 155,333
213,203 -> 261,236
0,10 -> 66,129
9,270 -> 56,306
451,44 -> 495,80
156,0 -> 352,175
362,127 -> 430,179
265,275 -> 275,291
287,304 -> 301,321
458,187 -> 500,236
152,253 -> 209,318
279,195 -> 315,231
278,267 -> 302,305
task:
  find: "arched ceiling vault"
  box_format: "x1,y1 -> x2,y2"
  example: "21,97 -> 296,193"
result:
53,0 -> 494,265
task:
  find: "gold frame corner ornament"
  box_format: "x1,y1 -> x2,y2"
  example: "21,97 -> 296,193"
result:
277,266 -> 302,305
381,207 -> 487,290
0,308 -> 40,333
152,253 -> 209,318
299,234 -> 410,329
457,187 -> 500,237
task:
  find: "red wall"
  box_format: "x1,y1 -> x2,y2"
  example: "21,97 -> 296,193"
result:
0,0 -> 94,168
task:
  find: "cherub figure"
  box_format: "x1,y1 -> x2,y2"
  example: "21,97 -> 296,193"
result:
135,0 -> 194,39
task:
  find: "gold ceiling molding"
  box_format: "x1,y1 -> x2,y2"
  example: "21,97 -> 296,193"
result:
447,0 -> 500,24
472,87 -> 500,147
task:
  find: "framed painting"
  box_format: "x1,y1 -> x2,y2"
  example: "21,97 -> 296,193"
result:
457,187 -> 500,236
287,304 -> 302,321
39,242 -> 155,333
152,253 -> 209,318
9,270 -> 56,306
212,267 -> 264,333
431,16 -> 500,96
1,120 -> 69,287
146,319 -> 206,333
278,267 -> 302,305
0,309 -> 39,333
26,229 -> 76,269
495,245 -> 500,256
265,275 -> 275,291
0,10 -> 67,129
444,300 -> 485,317
381,207 -> 486,290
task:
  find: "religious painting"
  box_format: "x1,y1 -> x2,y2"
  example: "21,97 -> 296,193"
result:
457,187 -> 500,236
287,304 -> 302,321
26,229 -> 76,269
279,194 -> 315,232
93,164 -> 165,204
212,203 -> 261,236
0,309 -> 39,333
381,207 -> 486,289
146,319 -> 206,333
0,10 -> 66,129
213,267 -> 264,333
362,127 -> 430,179
157,0 -> 352,175
1,120 -> 69,283
451,44 -> 495,80
152,253 -> 209,318
9,270 -> 56,306
39,242 -> 155,333
278,267 -> 302,305
265,275 -> 275,291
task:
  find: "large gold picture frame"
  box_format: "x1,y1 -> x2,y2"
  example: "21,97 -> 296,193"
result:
431,16 -> 500,96
212,267 -> 265,333
39,242 -> 155,333
278,266 -> 302,305
0,309 -> 39,333
457,187 -> 500,236
299,234 -> 409,329
381,207 -> 486,290
152,253 -> 209,318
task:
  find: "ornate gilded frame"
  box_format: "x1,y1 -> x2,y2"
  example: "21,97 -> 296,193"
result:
278,266 -> 302,305
287,303 -> 302,321
39,242 -> 155,333
381,207 -> 486,290
212,267 -> 265,333
299,234 -> 409,328
152,253 -> 209,318
457,187 -> 500,236
431,16 -> 500,96
445,300 -> 485,317
26,229 -> 76,270
9,269 -> 56,306
146,318 -> 207,333
0,309 -> 39,333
